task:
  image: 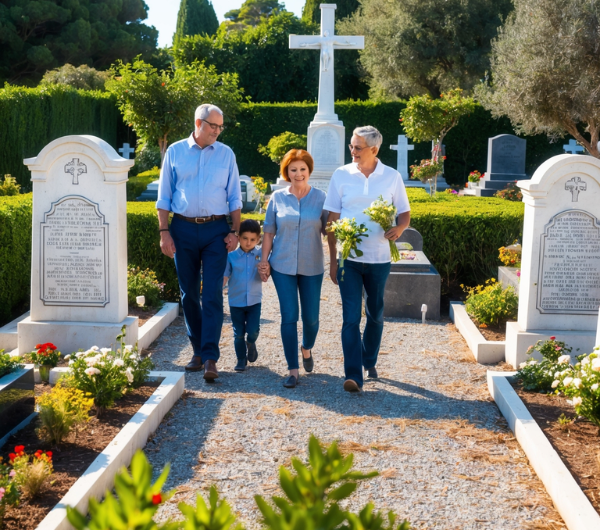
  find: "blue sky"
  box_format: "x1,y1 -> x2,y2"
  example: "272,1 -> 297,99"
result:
145,0 -> 306,48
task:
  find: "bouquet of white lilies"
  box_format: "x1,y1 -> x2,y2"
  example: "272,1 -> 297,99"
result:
363,196 -> 400,262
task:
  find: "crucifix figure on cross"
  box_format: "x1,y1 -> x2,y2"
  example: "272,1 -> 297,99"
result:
290,4 -> 364,123
565,176 -> 587,202
64,158 -> 87,185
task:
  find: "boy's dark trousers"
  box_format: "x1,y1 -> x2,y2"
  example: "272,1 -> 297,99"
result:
229,303 -> 261,361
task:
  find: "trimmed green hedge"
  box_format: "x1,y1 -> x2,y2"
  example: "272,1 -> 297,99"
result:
221,101 -> 565,186
0,194 -> 32,325
0,85 -> 123,191
127,169 -> 160,201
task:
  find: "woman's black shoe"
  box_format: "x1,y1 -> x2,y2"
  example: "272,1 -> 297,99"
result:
283,375 -> 298,388
302,350 -> 314,372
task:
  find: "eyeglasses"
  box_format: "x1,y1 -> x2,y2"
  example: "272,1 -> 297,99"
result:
202,119 -> 226,132
348,144 -> 366,152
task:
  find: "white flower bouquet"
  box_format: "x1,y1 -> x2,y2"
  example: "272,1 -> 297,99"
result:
363,196 -> 400,262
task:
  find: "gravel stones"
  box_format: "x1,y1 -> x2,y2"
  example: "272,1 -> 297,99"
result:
145,256 -> 564,529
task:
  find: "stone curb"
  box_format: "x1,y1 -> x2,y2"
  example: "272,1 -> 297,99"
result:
138,302 -> 179,351
36,370 -> 185,530
450,302 -> 505,363
487,370 -> 600,530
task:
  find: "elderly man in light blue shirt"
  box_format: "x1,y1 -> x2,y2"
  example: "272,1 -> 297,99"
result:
157,103 -> 242,381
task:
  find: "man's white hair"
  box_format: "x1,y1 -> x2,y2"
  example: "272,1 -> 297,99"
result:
353,126 -> 383,148
195,104 -> 223,122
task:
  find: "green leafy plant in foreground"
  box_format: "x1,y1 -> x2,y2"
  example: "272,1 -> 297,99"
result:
0,351 -> 23,379
128,267 -> 165,309
516,337 -> 572,392
67,437 -> 411,530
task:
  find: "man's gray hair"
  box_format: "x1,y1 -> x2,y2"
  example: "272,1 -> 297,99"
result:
195,104 -> 223,122
353,126 -> 383,148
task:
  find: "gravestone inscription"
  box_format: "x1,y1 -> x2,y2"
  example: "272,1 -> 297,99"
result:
312,127 -> 341,167
537,211 -> 600,313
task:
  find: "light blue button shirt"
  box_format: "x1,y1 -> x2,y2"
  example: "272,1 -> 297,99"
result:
156,134 -> 243,217
263,187 -> 327,276
224,247 -> 263,307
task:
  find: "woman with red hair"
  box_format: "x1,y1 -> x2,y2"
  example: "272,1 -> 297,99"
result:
259,149 -> 327,388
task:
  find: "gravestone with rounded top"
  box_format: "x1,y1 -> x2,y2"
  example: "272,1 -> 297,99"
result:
506,154 -> 600,367
18,135 -> 138,354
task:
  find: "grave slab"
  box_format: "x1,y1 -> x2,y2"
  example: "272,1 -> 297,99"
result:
20,135 -> 135,354
0,367 -> 34,444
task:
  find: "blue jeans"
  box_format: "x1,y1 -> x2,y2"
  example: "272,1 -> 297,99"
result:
170,216 -> 230,362
229,303 -> 261,361
271,269 -> 323,370
337,259 -> 391,387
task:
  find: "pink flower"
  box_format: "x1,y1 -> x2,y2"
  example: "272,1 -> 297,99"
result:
0,487 -> 4,500
516,270 -> 521,277
9,470 -> 15,477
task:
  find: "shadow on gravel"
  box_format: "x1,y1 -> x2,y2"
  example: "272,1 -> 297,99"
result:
145,392 -> 225,487
182,366 -> 496,424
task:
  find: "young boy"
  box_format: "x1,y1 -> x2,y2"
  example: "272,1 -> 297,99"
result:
223,219 -> 263,372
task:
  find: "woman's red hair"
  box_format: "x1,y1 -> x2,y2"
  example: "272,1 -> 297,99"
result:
279,149 -> 314,182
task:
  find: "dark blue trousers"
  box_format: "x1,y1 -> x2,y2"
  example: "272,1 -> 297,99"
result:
337,259 -> 391,387
170,216 -> 230,362
230,303 -> 261,361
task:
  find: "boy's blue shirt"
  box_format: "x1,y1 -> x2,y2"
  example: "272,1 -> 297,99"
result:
224,246 -> 263,307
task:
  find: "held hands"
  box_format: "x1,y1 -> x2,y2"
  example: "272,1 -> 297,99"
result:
384,226 -> 404,241
160,232 -> 176,259
258,261 -> 270,282
224,233 -> 239,252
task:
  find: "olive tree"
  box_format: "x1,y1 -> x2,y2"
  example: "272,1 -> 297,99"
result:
477,0 -> 600,157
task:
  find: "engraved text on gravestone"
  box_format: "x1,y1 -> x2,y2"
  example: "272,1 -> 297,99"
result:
41,196 -> 109,306
312,128 -> 340,166
537,210 -> 600,314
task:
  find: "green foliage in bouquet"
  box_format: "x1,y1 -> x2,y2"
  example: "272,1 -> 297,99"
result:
364,196 -> 400,262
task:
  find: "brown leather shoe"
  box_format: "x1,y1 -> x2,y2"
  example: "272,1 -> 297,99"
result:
204,359 -> 219,381
185,356 -> 204,372
343,379 -> 361,393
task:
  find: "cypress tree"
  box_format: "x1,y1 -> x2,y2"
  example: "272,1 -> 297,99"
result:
302,0 -> 359,24
174,0 -> 219,46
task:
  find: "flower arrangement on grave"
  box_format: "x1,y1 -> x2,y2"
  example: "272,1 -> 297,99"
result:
68,438 -> 411,530
498,243 -> 522,268
462,279 -> 518,328
363,196 -> 400,262
467,170 -> 483,183
410,157 -> 445,183
25,343 -> 60,383
516,337 -> 572,391
67,326 -> 153,415
252,175 -> 269,212
0,351 -> 23,379
127,267 -> 164,309
495,182 -> 523,201
10,446 -> 53,499
553,348 -> 600,428
0,454 -> 19,526
444,188 -> 459,195
326,218 -> 369,279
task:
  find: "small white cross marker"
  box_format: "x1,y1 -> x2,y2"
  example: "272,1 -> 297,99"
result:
390,135 -> 414,181
118,143 -> 135,159
563,139 -> 584,154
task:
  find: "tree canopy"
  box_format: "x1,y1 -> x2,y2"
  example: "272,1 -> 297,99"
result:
106,58 -> 243,161
339,0 -> 512,98
40,64 -> 110,91
173,0 -> 218,48
173,11 -> 368,102
302,0 -> 359,24
224,0 -> 284,28
477,0 -> 600,157
0,0 -> 158,85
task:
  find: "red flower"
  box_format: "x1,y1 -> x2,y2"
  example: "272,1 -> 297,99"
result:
14,446 -> 24,454
152,493 -> 162,505
35,344 -> 42,349
161,82 -> 165,86
550,336 -> 556,341
46,451 -> 52,459
8,453 -> 15,462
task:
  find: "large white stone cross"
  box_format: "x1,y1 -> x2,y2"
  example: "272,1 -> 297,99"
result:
290,4 -> 364,123
390,135 -> 414,181
119,143 -> 135,159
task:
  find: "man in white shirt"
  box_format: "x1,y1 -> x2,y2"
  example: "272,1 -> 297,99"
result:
324,126 -> 411,392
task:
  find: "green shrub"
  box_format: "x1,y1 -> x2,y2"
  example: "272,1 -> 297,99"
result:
0,175 -> 20,196
516,337 -> 572,391
495,183 -> 523,201
130,145 -> 162,177
127,267 -> 164,308
258,131 -> 307,164
463,279 -> 519,327
0,352 -> 23,379
0,194 -> 32,326
127,169 -> 160,201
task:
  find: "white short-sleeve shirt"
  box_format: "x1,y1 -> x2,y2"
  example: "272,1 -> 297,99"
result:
323,160 -> 411,264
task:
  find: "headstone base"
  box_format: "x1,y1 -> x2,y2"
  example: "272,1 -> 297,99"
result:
505,321 -> 597,368
137,180 -> 159,201
471,177 -> 530,197
17,316 -> 139,356
383,251 -> 441,320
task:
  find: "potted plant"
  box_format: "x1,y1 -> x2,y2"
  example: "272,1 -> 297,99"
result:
26,343 -> 61,383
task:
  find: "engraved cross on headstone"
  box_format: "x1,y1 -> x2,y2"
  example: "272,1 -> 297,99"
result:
64,158 -> 87,185
390,135 -> 414,182
565,176 -> 587,202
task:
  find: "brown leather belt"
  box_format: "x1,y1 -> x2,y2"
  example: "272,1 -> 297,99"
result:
174,213 -> 226,224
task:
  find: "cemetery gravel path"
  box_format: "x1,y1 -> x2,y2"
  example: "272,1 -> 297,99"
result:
146,257 -> 565,530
